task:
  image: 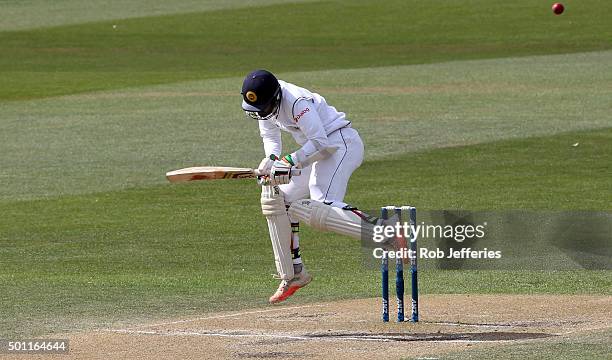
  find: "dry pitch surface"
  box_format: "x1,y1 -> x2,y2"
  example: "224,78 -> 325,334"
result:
6,294 -> 610,359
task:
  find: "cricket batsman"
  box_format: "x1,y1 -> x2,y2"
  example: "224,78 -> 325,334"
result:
241,69 -> 366,303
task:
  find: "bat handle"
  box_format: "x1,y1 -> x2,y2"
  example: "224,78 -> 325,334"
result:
253,168 -> 302,177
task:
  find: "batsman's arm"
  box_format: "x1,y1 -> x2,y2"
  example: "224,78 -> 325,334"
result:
289,100 -> 332,166
259,120 -> 282,158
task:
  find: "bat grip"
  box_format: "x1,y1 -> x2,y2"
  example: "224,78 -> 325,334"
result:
253,168 -> 302,177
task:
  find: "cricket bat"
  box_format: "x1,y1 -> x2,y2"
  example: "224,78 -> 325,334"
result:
166,146 -> 338,183
166,166 -> 301,183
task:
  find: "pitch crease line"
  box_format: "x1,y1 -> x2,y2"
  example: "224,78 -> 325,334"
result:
105,329 -> 519,344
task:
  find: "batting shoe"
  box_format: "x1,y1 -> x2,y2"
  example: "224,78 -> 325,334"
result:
269,269 -> 312,304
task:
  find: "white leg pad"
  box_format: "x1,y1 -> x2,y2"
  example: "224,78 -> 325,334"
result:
261,185 -> 294,280
288,199 -> 369,240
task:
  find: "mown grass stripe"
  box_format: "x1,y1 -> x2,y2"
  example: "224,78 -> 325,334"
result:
1,0 -> 611,100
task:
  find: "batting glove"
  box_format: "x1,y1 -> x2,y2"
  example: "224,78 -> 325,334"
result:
269,155 -> 295,186
256,155 -> 278,186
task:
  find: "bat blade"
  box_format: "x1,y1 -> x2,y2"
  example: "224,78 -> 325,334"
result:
166,166 -> 257,182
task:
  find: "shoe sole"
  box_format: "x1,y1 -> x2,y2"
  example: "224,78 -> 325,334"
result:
269,276 -> 313,304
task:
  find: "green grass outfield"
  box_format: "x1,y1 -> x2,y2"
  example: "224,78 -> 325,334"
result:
2,0 -> 611,100
0,1 -> 610,357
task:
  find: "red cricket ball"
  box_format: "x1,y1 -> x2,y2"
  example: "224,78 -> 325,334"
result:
552,3 -> 564,15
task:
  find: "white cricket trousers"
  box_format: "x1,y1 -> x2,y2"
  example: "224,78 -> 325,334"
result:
280,126 -> 364,207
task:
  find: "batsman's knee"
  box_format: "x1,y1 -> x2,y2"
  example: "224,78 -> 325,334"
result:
288,199 -> 364,239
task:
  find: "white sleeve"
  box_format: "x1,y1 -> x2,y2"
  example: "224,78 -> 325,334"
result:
259,120 -> 282,158
289,99 -> 330,164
